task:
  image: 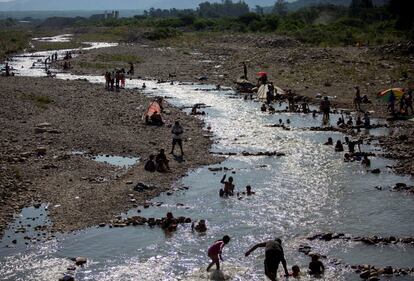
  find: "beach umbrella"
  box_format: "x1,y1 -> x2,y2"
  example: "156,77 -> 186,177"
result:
377,88 -> 405,102
256,71 -> 267,77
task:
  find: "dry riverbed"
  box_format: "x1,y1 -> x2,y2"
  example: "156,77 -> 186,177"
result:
0,76 -> 218,238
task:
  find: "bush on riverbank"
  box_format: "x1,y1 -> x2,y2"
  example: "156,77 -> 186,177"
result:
0,30 -> 30,59
71,4 -> 409,47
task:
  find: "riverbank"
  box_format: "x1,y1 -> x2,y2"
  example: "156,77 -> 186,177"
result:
0,76 -> 218,238
65,33 -> 414,176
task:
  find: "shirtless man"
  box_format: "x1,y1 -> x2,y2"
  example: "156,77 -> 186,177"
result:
245,238 -> 289,281
220,174 -> 234,196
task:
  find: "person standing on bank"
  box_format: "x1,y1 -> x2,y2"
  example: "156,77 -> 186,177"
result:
171,121 -> 184,155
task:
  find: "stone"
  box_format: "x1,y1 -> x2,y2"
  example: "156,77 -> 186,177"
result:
383,266 -> 393,275
371,169 -> 381,174
359,270 -> 370,279
59,275 -> 75,281
36,147 -> 47,156
75,256 -> 87,266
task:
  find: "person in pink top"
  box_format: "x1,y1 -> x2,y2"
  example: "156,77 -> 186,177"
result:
207,235 -> 231,272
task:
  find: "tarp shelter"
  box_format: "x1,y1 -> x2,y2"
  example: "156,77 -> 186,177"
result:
143,100 -> 161,120
257,84 -> 269,100
377,88 -> 405,102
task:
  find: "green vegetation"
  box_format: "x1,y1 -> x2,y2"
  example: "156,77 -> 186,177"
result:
0,29 -> 30,59
3,0 -> 411,49
31,95 -> 52,109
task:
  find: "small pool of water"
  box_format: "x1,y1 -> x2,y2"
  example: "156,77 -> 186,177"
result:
91,155 -> 139,168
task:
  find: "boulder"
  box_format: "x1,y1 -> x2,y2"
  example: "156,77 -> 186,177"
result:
75,256 -> 87,266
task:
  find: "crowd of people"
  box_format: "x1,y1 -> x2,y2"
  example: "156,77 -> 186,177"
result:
206,236 -> 324,280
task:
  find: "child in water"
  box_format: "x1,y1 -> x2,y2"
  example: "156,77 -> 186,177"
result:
309,255 -> 325,276
207,235 -> 231,272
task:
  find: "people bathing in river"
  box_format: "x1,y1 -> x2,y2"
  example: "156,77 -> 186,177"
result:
144,155 -> 156,172
155,149 -> 170,172
362,155 -> 371,167
335,140 -> 344,152
240,185 -> 255,196
324,137 -> 333,145
219,174 -> 234,197
207,235 -> 231,272
171,121 -> 184,156
161,212 -> 178,232
320,97 -> 331,124
363,112 -> 371,128
308,255 -> 325,276
192,219 -> 207,233
245,238 -> 290,281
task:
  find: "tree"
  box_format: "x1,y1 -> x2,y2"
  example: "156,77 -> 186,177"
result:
255,5 -> 264,15
388,0 -> 414,30
349,0 -> 374,17
273,0 -> 288,17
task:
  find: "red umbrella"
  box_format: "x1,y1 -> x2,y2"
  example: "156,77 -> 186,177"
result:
257,71 -> 267,77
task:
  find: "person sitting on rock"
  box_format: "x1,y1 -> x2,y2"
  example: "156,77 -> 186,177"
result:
144,155 -> 156,172
156,149 -> 170,172
335,140 -> 344,152
268,105 -> 275,114
308,255 -> 324,276
219,174 -> 234,197
261,104 -> 267,112
361,155 -> 371,167
193,219 -> 207,232
346,116 -> 353,126
324,137 -> 333,145
161,212 -> 178,231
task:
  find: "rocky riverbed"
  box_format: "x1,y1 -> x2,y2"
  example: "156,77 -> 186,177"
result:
64,33 -> 414,175
0,76 -> 219,238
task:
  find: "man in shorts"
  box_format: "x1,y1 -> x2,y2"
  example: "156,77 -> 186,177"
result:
245,238 -> 289,281
170,121 -> 184,155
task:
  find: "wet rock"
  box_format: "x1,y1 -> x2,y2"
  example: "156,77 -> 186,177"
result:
36,146 -> 47,156
360,270 -> 370,279
134,182 -> 154,192
59,275 -> 75,281
383,266 -> 393,275
75,256 -> 87,266
371,169 -> 381,174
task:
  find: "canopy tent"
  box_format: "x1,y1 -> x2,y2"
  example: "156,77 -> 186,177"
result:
377,88 -> 405,102
143,100 -> 161,120
257,84 -> 269,100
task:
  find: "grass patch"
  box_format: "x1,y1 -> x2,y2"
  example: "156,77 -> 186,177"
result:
0,29 -> 30,59
31,95 -> 52,109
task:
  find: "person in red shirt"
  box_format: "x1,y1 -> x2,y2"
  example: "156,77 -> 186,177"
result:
206,235 -> 231,272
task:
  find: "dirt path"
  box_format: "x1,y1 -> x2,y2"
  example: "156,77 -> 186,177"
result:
0,76 -> 219,237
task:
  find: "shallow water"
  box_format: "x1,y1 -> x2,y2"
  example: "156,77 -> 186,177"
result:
1,41 -> 413,281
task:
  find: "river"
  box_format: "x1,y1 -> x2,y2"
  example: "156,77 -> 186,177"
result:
1,35 -> 413,281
